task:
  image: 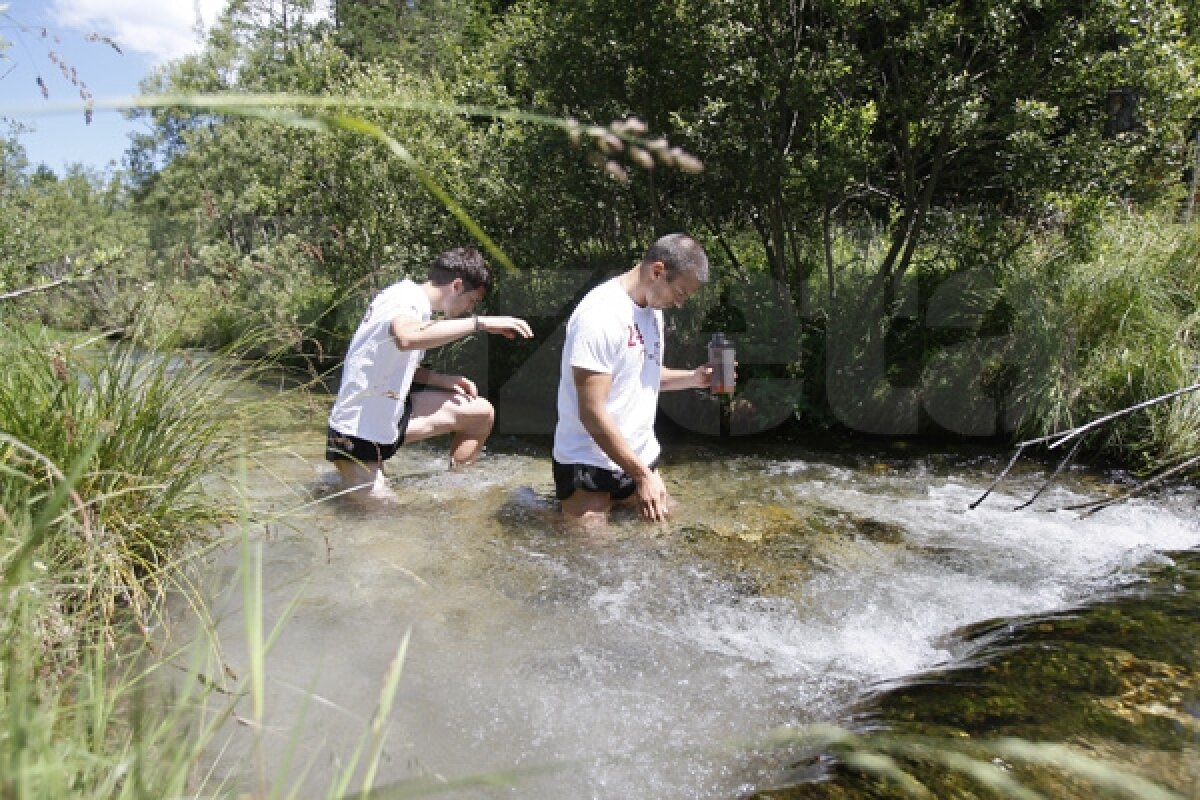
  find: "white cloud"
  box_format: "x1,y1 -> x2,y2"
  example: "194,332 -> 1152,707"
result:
50,0 -> 230,65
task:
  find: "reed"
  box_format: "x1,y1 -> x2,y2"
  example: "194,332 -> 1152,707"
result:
0,311 -> 442,799
1002,207 -> 1200,468
0,312 -> 291,792
0,465 -> 413,800
0,320 -> 260,632
0,430 -> 215,799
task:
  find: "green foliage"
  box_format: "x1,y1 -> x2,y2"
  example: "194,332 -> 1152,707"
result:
484,0 -> 1199,305
0,321 -> 259,799
334,0 -> 497,77
15,0 -> 1192,467
0,583 -> 207,799
129,14 -> 515,349
0,158 -> 152,330
1,449 -> 410,800
0,323 -> 252,627
999,205 -> 1200,465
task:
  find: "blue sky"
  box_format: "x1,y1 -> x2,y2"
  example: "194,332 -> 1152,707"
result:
1,0 -> 228,173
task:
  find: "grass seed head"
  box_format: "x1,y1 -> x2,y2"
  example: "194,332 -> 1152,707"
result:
629,146 -> 655,170
604,161 -> 630,183
618,116 -> 648,135
669,146 -> 704,173
597,132 -> 624,154
565,118 -> 582,147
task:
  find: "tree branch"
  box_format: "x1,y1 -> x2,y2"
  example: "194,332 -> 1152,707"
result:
1065,454 -> 1200,517
0,257 -> 118,302
1041,382 -> 1200,451
971,382 -> 1200,510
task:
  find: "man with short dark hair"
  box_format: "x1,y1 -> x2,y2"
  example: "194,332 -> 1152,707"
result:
327,246 -> 533,503
553,233 -> 713,525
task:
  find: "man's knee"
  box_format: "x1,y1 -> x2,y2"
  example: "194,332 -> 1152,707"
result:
458,396 -> 495,430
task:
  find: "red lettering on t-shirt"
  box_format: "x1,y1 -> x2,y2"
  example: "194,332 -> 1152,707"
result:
628,324 -> 645,348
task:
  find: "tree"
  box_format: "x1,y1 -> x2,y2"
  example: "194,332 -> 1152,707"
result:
485,0 -> 1199,311
333,0 -> 497,76
125,0 -> 521,358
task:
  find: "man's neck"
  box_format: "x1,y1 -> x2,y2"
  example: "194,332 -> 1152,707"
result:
618,266 -> 649,307
422,280 -> 448,314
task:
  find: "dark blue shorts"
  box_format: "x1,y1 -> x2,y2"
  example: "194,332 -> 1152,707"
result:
325,396 -> 413,464
552,457 -> 659,501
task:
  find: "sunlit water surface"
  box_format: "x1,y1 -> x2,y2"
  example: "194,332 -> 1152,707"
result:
190,425 -> 1200,799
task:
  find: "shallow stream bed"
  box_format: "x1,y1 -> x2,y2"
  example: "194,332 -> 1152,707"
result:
187,408 -> 1199,799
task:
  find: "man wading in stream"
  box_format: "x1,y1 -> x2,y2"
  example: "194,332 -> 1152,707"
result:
553,233 -> 714,526
326,246 -> 533,504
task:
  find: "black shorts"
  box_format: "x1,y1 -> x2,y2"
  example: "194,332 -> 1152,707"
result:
552,457 -> 659,502
325,396 -> 413,464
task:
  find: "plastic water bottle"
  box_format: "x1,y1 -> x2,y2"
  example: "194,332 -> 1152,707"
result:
708,332 -> 735,394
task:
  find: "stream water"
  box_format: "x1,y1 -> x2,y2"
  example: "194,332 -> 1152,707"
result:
190,400 -> 1200,799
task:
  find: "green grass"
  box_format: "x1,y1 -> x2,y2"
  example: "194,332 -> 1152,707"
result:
0,314 -> 427,800
0,317 -> 263,797
1000,207 -> 1200,468
0,322 -> 252,628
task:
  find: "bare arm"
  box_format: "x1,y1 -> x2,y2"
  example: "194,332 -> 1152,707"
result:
660,365 -> 712,392
413,366 -> 477,398
391,314 -> 533,351
400,313 -> 531,397
575,367 -> 671,521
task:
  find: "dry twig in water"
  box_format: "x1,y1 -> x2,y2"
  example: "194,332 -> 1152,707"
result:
970,382 -> 1200,513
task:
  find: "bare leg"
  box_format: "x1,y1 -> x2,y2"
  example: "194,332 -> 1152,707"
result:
559,488 -> 614,532
558,468 -> 666,530
404,389 -> 495,467
332,459 -> 398,506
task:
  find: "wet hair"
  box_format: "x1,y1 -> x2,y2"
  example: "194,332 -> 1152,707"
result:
642,233 -> 709,284
428,246 -> 494,295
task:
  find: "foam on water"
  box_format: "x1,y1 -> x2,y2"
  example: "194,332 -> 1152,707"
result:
534,455 -> 1200,782
714,460 -> 1200,679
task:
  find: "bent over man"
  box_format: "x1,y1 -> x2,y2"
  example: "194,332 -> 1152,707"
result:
327,246 -> 533,503
552,233 -> 712,525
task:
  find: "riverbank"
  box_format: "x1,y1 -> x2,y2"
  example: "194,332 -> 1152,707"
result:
0,325 -> 260,799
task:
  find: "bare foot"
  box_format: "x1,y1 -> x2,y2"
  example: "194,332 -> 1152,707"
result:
365,472 -> 400,505
333,471 -> 399,510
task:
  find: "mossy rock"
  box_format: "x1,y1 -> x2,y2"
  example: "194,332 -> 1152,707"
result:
754,553 -> 1200,798
673,501 -> 909,600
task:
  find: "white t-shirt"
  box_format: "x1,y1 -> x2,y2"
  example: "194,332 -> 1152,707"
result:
328,279 -> 430,444
553,277 -> 663,470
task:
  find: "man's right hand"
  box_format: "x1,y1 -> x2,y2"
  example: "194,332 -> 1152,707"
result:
478,316 -> 534,339
635,469 -> 672,522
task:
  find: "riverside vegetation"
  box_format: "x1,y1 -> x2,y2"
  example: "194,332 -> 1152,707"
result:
0,321 -> 244,798
2,0 -> 1199,797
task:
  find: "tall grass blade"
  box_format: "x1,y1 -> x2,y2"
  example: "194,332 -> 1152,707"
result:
4,432 -> 101,585
358,627 -> 412,797
216,102 -> 516,274
323,113 -> 515,275
990,738 -> 1186,800
839,750 -> 934,798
